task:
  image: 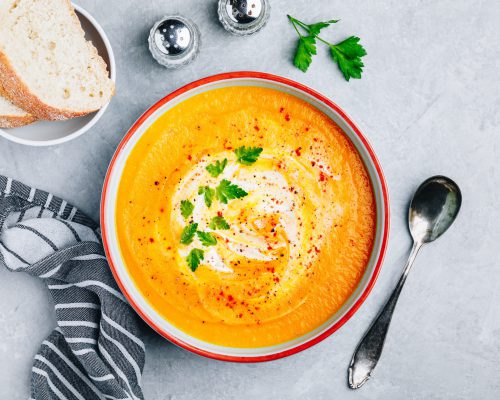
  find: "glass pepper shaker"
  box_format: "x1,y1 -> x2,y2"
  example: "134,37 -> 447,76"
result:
148,15 -> 201,69
218,0 -> 271,36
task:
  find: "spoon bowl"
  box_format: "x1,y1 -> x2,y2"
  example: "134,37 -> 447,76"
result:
409,176 -> 462,244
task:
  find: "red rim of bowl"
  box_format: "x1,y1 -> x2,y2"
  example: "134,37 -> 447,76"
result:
101,71 -> 390,363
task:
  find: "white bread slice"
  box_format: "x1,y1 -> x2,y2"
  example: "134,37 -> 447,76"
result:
0,0 -> 114,120
0,94 -> 36,128
0,85 -> 36,128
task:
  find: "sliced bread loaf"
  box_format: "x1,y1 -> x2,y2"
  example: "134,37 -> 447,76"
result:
0,85 -> 36,128
0,0 -> 114,120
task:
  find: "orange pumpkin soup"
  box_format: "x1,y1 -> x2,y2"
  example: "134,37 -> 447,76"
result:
116,87 -> 376,348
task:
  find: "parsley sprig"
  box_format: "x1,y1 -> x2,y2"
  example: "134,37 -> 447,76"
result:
216,179 -> 248,204
180,223 -> 198,245
198,186 -> 215,208
206,158 -> 228,177
197,231 -> 218,246
209,215 -> 230,230
235,146 -> 263,165
287,15 -> 367,81
186,248 -> 204,272
180,200 -> 194,219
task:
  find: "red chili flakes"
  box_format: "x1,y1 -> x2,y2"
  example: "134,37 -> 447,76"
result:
274,277 -> 280,283
279,107 -> 284,113
217,211 -> 223,217
159,208 -> 164,213
311,161 -> 316,167
149,238 -> 155,243
187,155 -> 192,161
254,125 -> 260,131
319,172 -> 327,182
313,137 -> 319,142
154,181 -> 159,186
305,127 -> 310,132
227,295 -> 234,302
294,147 -> 302,156
285,114 -> 290,122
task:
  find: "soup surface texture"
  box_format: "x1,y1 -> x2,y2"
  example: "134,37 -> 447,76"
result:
116,86 -> 376,348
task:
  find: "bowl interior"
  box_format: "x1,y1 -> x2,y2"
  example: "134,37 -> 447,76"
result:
0,4 -> 115,146
103,75 -> 388,360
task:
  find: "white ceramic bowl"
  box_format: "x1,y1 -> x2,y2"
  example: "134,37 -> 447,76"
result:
101,72 -> 390,362
0,3 -> 116,147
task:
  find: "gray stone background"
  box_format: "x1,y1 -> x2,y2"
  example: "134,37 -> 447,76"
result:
1,0 -> 499,398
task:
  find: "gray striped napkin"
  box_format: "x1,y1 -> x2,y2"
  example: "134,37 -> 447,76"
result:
0,176 -> 145,400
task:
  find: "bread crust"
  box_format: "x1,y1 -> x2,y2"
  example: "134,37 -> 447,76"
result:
0,79 -> 36,128
0,0 -> 114,121
0,113 -> 37,128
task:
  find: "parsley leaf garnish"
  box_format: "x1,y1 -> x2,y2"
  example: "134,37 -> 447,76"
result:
287,15 -> 366,81
180,200 -> 194,219
206,158 -> 228,177
209,215 -> 230,230
307,20 -> 339,36
294,36 -> 317,72
329,37 -> 367,81
234,146 -> 263,165
180,222 -> 198,245
215,179 -> 248,204
289,17 -> 338,72
198,186 -> 215,208
186,248 -> 204,272
197,231 -> 217,246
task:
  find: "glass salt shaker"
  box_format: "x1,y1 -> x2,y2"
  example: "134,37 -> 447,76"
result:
218,0 -> 271,36
148,15 -> 201,69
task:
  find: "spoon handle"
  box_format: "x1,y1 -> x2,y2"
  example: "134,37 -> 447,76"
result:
348,241 -> 422,389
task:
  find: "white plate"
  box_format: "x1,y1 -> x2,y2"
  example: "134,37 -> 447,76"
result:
0,3 -> 116,146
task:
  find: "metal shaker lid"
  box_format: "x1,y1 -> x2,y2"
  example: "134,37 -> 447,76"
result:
148,15 -> 201,68
218,0 -> 271,36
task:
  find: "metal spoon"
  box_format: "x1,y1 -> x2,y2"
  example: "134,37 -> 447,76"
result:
348,175 -> 462,389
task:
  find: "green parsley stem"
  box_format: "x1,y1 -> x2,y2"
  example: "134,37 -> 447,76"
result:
291,17 -> 310,32
288,16 -> 303,38
314,35 -> 333,47
288,15 -> 335,47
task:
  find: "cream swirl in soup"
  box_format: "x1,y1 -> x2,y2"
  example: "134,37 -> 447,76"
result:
170,149 -> 339,324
